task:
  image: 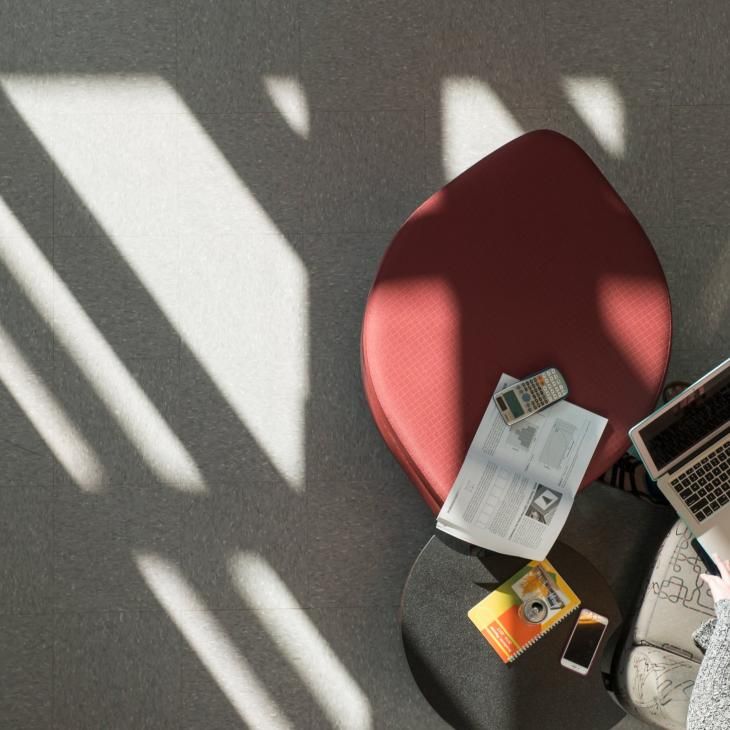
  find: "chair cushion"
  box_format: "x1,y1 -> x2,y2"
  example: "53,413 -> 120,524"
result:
614,521 -> 716,729
633,521 -> 715,663
362,130 -> 672,511
616,645 -> 696,730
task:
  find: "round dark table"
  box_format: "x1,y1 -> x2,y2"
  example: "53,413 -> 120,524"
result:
401,534 -> 624,729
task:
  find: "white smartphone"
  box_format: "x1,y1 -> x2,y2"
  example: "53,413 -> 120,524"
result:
560,608 -> 609,676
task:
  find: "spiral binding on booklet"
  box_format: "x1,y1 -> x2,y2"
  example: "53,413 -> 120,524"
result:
468,559 -> 581,663
510,600 -> 580,661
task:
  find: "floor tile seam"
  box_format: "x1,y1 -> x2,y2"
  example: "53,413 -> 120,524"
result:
670,102 -> 730,109
44,606 -> 387,617
304,460 -> 311,610
50,392 -> 57,730
66,104 -> 438,116
0,482 -> 54,491
0,610 -> 57,618
52,353 -> 181,365
296,227 -> 420,236
52,480 -> 302,495
305,602 -> 403,612
667,0 -> 678,109
49,607 -> 182,616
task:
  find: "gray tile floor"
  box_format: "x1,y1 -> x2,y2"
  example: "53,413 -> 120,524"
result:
0,1 -> 728,729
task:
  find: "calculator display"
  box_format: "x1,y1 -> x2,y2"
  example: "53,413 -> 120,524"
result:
503,390 -> 524,418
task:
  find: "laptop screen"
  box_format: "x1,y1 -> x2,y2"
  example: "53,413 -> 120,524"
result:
639,366 -> 730,472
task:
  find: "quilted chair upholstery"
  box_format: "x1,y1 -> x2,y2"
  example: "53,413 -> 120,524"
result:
614,521 -> 715,728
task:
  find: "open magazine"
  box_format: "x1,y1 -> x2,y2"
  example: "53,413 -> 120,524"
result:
437,373 -> 607,560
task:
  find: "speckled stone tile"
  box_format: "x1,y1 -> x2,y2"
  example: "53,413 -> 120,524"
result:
670,0 -> 730,104
437,0 -> 550,108
0,364 -> 54,490
300,0 -> 438,112
52,356 -> 183,489
0,614 -> 52,730
307,479 -> 434,608
0,1 -> 53,72
302,110 -> 428,233
0,241 -> 54,366
53,488 -> 182,611
544,0 -> 670,104
0,102 -> 54,241
309,606 -> 449,729
174,351 -> 297,488
176,0 -> 299,113
51,108 -> 180,239
180,485 -> 308,610
177,113 -> 305,235
54,236 -> 180,361
672,105 -> 730,226
297,230 -> 413,485
181,609 -> 315,729
0,489 -> 52,612
51,0 -> 176,75
54,610 -> 181,730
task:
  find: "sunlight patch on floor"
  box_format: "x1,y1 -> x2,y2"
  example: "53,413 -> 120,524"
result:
0,192 -> 205,492
1,74 -> 309,491
562,76 -> 625,158
135,552 -> 292,730
263,75 -> 310,138
230,552 -> 373,730
441,76 -> 523,181
0,316 -> 104,490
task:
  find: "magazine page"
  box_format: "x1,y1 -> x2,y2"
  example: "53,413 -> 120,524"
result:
436,373 -> 607,560
473,374 -> 608,492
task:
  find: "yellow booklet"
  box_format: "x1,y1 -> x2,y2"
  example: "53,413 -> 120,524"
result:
468,559 -> 580,663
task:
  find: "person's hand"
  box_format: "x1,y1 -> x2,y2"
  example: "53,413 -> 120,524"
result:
700,554 -> 730,604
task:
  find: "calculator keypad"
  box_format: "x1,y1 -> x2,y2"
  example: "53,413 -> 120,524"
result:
494,368 -> 569,425
514,369 -> 567,414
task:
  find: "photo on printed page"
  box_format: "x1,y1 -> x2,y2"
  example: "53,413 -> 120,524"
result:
525,485 -> 562,525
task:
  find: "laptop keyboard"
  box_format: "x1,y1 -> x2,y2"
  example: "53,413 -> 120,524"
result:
671,441 -> 730,522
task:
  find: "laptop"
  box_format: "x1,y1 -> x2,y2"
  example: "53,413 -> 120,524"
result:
629,357 -> 730,558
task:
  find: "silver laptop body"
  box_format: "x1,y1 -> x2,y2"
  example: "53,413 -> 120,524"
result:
629,358 -> 730,558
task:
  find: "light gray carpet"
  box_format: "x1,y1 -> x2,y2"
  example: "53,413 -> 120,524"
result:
0,1 -> 728,728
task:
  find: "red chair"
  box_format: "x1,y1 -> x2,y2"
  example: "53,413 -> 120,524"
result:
362,130 -> 671,513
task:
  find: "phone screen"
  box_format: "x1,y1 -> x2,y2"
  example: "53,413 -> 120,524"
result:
563,613 -> 607,668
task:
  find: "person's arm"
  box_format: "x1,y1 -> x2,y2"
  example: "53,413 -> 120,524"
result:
693,617 -> 717,653
687,556 -> 730,730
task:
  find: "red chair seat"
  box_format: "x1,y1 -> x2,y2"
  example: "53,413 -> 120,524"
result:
362,130 -> 672,514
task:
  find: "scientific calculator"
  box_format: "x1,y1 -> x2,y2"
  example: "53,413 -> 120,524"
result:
494,368 -> 569,426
